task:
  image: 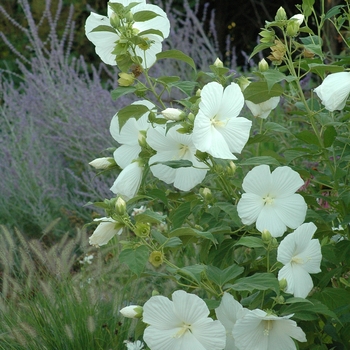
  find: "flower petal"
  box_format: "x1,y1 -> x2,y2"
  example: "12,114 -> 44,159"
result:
270,167 -> 305,197
237,193 -> 265,225
256,204 -> 287,237
241,165 -> 272,196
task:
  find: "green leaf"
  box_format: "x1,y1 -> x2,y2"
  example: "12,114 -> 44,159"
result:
117,104 -> 149,131
325,5 -> 344,19
227,273 -> 280,295
156,76 -> 180,84
111,86 -> 136,100
261,70 -> 292,92
133,10 -> 160,22
295,130 -> 320,146
249,42 -> 273,59
134,209 -> 166,224
308,63 -> 344,77
169,201 -> 191,229
302,0 -> 315,17
169,227 -> 216,243
90,25 -> 117,34
156,49 -> 196,71
243,82 -> 283,104
240,156 -> 280,166
170,81 -> 198,96
177,265 -> 205,284
163,237 -> 183,248
138,28 -> 164,38
264,122 -> 291,134
234,236 -> 265,248
206,264 -> 244,287
300,36 -> 323,57
119,246 -> 149,276
150,159 -> 193,168
323,126 -> 337,148
214,202 -> 241,225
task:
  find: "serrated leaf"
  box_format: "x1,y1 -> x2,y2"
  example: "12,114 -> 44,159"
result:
226,272 -> 280,295
111,86 -> 136,100
206,264 -> 244,287
138,28 -> 164,38
119,246 -> 149,276
133,10 -> 160,22
323,125 -> 337,148
264,121 -> 291,133
169,201 -> 191,229
234,236 -> 265,248
134,209 -> 166,224
170,81 -> 198,96
90,25 -> 117,34
117,104 -> 149,131
169,227 -> 216,243
177,265 -> 205,284
240,156 -> 280,166
295,130 -> 320,146
156,76 -> 180,84
243,81 -> 283,104
249,42 -> 273,59
261,70 -> 288,92
308,63 -> 344,77
156,49 -> 196,71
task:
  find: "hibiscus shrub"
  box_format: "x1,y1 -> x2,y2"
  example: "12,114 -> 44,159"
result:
84,1 -> 350,349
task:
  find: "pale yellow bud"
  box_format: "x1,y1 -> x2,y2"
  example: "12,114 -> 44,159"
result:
120,305 -> 143,319
118,72 -> 135,87
258,58 -> 269,72
213,57 -> 224,68
89,157 -> 115,169
161,108 -> 184,121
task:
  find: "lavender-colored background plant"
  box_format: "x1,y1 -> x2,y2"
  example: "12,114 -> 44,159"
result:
0,0 -> 221,237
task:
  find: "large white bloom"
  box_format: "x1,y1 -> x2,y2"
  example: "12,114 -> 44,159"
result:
110,161 -> 143,200
192,82 -> 252,159
314,72 -> 350,111
85,0 -> 170,68
215,293 -> 249,350
143,290 -> 226,350
110,100 -> 155,169
245,96 -> 280,119
232,309 -> 307,350
147,125 -> 208,191
89,217 -> 122,246
277,222 -> 322,298
237,165 -> 307,237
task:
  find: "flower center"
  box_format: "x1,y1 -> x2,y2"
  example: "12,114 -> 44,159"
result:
291,255 -> 306,264
178,144 -> 189,158
173,323 -> 192,338
211,115 -> 226,127
263,320 -> 273,336
263,194 -> 275,205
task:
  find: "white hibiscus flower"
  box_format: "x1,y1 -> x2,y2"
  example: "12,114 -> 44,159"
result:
110,100 -> 155,169
192,82 -> 252,159
232,309 -> 307,350
314,72 -> 350,111
237,165 -> 307,237
143,290 -> 226,350
89,217 -> 122,246
85,0 -> 170,68
277,222 -> 322,298
147,124 -> 208,191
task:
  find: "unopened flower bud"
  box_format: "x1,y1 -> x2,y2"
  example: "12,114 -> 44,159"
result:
125,11 -> 133,22
258,58 -> 269,72
118,72 -> 135,86
115,197 -> 127,216
286,20 -> 301,37
227,161 -> 237,175
199,187 -> 212,201
89,157 -> 115,169
290,14 -> 304,25
213,57 -> 224,68
161,108 -> 184,121
275,6 -> 287,21
138,130 -> 147,147
279,278 -> 288,291
196,89 -> 201,97
149,251 -> 164,267
109,12 -> 120,28
120,305 -> 143,319
259,29 -> 275,44
262,229 -> 272,242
